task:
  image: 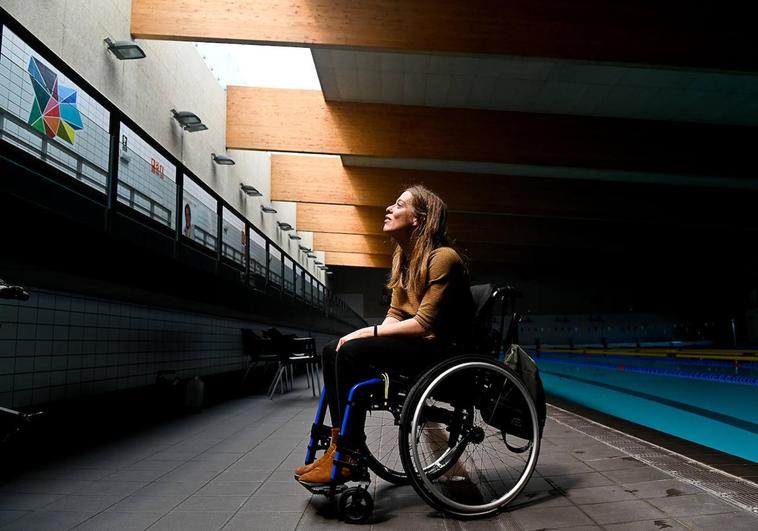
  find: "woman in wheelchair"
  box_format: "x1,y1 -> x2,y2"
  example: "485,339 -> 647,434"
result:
295,185 -> 474,485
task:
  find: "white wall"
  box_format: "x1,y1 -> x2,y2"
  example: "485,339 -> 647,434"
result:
0,0 -> 323,280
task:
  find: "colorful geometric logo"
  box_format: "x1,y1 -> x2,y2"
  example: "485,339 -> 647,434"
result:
27,56 -> 83,144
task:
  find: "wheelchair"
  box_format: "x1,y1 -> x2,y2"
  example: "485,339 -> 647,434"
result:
297,284 -> 546,523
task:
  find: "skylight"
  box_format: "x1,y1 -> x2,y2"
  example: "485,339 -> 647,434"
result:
195,42 -> 321,90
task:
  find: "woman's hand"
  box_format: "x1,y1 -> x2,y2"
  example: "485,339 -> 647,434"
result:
336,326 -> 373,351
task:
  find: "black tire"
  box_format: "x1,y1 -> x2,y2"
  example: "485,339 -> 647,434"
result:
399,356 -> 541,518
339,487 -> 374,524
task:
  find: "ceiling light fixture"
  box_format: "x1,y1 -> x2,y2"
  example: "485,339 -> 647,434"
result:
260,205 -> 277,214
277,221 -> 293,231
104,37 -> 146,60
211,153 -> 235,165
288,234 -> 302,240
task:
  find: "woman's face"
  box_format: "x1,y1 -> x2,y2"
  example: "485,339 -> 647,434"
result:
383,191 -> 417,237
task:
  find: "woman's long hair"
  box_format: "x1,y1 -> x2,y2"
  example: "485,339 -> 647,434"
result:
387,185 -> 449,300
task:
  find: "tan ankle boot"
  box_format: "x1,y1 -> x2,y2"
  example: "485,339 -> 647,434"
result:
297,444 -> 353,485
295,428 -> 339,477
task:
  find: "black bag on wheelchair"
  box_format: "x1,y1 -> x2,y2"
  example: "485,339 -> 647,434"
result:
478,345 -> 546,441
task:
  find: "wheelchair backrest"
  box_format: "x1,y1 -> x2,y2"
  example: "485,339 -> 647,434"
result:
468,283 -> 498,354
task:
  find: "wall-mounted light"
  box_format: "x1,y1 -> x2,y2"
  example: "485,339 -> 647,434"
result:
104,37 -> 146,60
171,109 -> 207,132
306,252 -> 317,259
298,245 -> 311,252
261,205 -> 277,214
277,221 -> 293,231
315,261 -> 324,266
240,183 -> 262,196
288,234 -> 302,240
211,153 -> 235,165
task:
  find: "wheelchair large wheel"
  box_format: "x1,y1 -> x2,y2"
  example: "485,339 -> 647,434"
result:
361,407 -> 408,485
399,356 -> 541,518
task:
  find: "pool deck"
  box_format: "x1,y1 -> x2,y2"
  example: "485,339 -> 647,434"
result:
1,375 -> 757,530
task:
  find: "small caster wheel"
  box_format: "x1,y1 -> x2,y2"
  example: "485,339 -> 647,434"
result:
338,487 -> 373,524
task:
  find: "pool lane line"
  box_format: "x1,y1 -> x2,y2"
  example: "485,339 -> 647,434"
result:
547,404 -> 758,514
538,351 -> 758,370
540,369 -> 758,434
537,357 -> 758,386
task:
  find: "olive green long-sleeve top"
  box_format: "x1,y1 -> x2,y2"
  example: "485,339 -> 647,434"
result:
386,247 -> 474,343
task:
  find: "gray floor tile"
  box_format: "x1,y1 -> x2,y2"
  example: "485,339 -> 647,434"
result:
601,467 -> 671,484
543,472 -> 615,489
586,457 -> 647,472
224,511 -> 302,531
511,505 -> 596,530
566,484 -> 639,504
578,500 -> 666,525
256,480 -> 309,496
42,494 -> 123,513
536,459 -> 595,477
1,478 -> 92,495
620,478 -> 702,500
109,494 -> 185,513
239,494 -> 311,513
101,469 -> 168,483
0,511 -> 27,527
149,510 -> 233,531
173,495 -> 247,512
74,480 -> 147,497
132,481 -> 199,497
73,510 -> 163,530
645,493 -> 742,517
1,510 -> 93,530
196,481 -> 262,496
0,492 -> 63,511
603,519 -> 689,531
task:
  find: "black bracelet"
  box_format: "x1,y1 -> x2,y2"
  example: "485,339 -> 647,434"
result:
374,324 -> 378,337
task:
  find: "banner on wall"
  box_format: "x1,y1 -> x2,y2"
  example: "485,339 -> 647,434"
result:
27,56 -> 84,144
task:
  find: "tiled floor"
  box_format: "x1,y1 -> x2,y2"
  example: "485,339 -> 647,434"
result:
0,377 -> 756,530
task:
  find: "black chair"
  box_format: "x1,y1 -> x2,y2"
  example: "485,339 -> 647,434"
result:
263,328 -> 321,399
240,328 -> 279,393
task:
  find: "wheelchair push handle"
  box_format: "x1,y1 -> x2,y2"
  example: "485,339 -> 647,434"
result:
0,279 -> 30,301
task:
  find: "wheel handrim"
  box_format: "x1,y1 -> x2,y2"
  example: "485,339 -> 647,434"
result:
409,361 -> 541,515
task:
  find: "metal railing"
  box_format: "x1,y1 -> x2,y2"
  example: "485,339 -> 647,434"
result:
0,9 -> 368,330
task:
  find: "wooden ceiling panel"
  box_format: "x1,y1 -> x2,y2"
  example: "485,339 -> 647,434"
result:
272,154 -> 758,227
298,203 -> 627,248
325,252 -> 392,268
229,87 -> 756,177
131,0 -> 757,72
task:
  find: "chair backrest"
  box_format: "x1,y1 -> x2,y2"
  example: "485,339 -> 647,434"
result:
240,328 -> 274,359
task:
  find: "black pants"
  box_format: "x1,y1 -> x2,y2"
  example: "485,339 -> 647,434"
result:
321,336 -> 452,427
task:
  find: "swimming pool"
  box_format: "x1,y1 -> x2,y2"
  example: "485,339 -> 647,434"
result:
533,351 -> 758,462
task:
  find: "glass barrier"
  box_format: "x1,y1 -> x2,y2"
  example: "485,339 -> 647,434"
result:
0,25 -> 109,192
269,246 -> 282,287
283,255 -> 294,293
118,123 -> 176,228
249,229 -> 266,280
222,206 -> 245,267
0,16 -> 356,326
182,177 -> 218,251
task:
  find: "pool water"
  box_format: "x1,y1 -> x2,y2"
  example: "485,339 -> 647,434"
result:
534,352 -> 758,462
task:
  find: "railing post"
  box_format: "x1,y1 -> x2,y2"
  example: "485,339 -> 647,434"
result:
265,240 -> 271,287
105,114 -> 120,232
244,224 -> 250,286
174,169 -> 183,257
216,200 -> 223,272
